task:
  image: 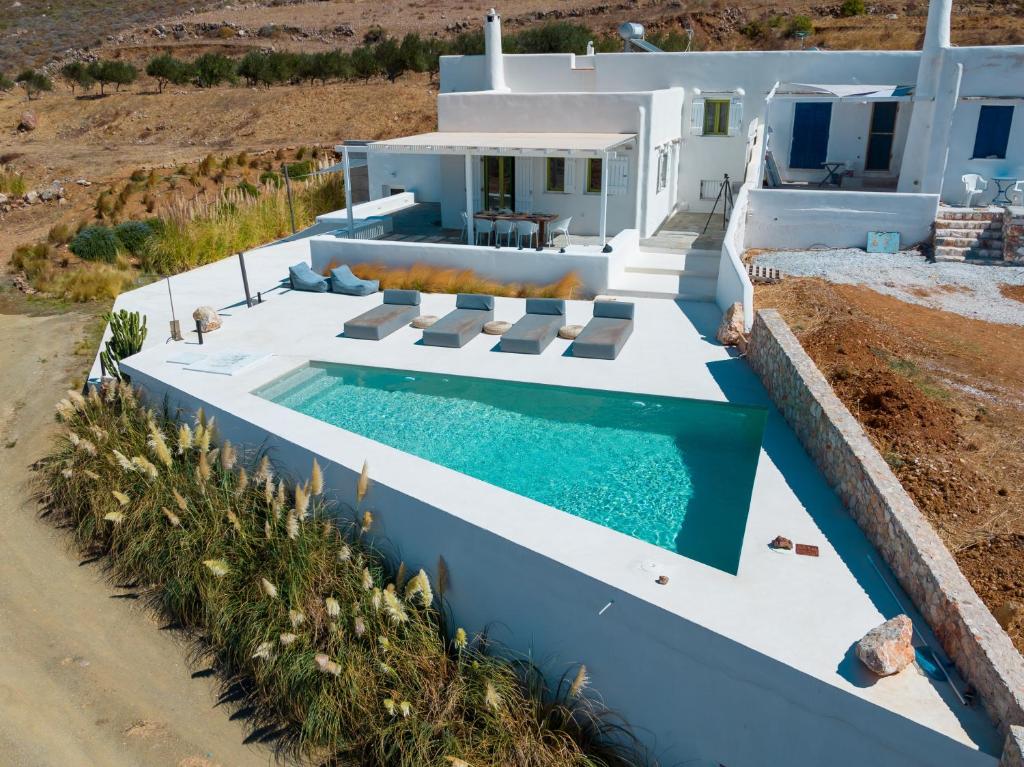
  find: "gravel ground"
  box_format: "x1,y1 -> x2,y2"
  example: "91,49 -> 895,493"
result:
753,249 -> 1024,325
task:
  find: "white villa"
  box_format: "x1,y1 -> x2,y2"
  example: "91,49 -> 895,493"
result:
312,0 -> 1022,328
97,2 -> 1024,765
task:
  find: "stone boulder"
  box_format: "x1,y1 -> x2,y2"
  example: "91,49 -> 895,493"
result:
192,306 -> 222,333
716,302 -> 746,346
18,111 -> 37,132
855,615 -> 916,677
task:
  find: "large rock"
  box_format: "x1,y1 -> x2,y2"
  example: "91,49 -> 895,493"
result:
17,111 -> 37,132
855,615 -> 916,676
716,302 -> 746,346
192,306 -> 222,333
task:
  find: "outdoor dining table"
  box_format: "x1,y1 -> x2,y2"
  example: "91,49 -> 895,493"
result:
474,211 -> 559,250
991,176 -> 1019,206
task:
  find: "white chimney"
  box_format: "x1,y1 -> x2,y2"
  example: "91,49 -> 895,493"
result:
897,0 -> 953,194
484,8 -> 509,92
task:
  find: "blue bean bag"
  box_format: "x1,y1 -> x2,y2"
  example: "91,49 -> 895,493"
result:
288,262 -> 329,293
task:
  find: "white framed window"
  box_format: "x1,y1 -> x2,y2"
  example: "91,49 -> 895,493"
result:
690,93 -> 745,137
656,150 -> 669,192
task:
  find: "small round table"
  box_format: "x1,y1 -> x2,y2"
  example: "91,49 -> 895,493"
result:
991,177 -> 1019,206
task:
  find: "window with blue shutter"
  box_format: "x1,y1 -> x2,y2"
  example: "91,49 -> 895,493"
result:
789,102 -> 832,169
972,105 -> 1014,160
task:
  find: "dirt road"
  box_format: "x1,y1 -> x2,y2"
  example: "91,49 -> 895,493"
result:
0,296 -> 271,767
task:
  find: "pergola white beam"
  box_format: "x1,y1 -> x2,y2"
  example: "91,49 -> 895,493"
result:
464,153 -> 475,245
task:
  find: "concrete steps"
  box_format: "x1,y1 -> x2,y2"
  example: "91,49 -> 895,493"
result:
607,247 -> 720,300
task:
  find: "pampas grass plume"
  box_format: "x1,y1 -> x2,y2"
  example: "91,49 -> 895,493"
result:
356,460 -> 369,503
310,458 -> 323,496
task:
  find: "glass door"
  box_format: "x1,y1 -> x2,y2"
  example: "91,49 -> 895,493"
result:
865,102 -> 898,172
481,156 -> 515,211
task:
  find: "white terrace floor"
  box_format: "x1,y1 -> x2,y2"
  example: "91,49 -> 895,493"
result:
105,238 -> 999,763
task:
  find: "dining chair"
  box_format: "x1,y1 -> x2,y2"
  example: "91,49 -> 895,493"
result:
475,218 -> 494,246
547,217 -> 572,247
495,220 -> 516,247
1010,180 -> 1024,206
459,211 -> 469,242
515,220 -> 540,249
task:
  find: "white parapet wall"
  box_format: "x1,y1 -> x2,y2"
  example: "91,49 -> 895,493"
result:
308,229 -> 638,296
315,193 -> 418,225
746,189 -> 940,250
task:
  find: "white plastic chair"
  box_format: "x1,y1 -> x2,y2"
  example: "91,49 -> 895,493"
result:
961,174 -> 988,207
459,211 -> 469,242
515,220 -> 539,249
547,216 -> 572,247
1010,180 -> 1024,206
494,220 -> 516,247
475,218 -> 494,246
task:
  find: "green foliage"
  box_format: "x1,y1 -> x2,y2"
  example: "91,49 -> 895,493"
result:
60,61 -> 95,94
99,310 -> 147,380
235,180 -> 260,199
86,60 -> 137,94
506,22 -> 593,54
70,225 -> 121,263
193,53 -> 237,88
0,72 -> 13,91
0,165 -> 26,195
788,15 -> 815,37
259,170 -> 283,188
840,0 -> 867,16
146,54 -> 194,92
40,385 -> 647,767
350,45 -> 382,81
113,220 -> 155,255
15,69 -> 52,99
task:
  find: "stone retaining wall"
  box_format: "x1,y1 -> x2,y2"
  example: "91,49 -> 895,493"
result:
747,309 -> 1024,764
1004,206 -> 1024,264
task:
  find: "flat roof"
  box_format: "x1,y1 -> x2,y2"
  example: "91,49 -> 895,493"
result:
107,238 -> 999,763
366,131 -> 636,157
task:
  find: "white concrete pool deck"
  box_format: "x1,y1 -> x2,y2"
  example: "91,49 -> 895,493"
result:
109,239 -> 999,762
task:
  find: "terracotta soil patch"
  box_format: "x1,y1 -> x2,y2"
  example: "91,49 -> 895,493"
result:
757,278 -> 1024,655
1000,283 -> 1024,304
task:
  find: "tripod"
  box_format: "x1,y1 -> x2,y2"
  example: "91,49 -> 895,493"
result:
702,173 -> 734,234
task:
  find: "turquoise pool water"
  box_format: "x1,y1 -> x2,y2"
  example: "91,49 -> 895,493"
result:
257,363 -> 767,574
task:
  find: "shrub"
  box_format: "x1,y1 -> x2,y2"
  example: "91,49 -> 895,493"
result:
38,385 -> 644,766
259,170 -> 282,188
146,54 -> 193,93
507,22 -> 593,54
236,180 -> 260,199
193,53 -> 236,87
114,220 -> 155,255
47,222 -> 74,245
86,60 -> 137,95
60,61 -> 95,94
840,0 -> 867,16
0,72 -> 13,91
69,225 -> 121,263
15,69 -> 53,99
60,265 -> 137,302
788,15 -> 814,37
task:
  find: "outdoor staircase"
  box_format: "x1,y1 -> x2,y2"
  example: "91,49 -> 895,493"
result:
933,207 -> 1004,262
604,246 -> 720,301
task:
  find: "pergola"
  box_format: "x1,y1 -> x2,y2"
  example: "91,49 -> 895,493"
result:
348,131 -> 636,246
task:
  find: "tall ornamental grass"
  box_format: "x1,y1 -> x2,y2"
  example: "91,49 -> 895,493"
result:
344,262 -> 584,300
39,383 -> 646,767
143,173 -> 345,275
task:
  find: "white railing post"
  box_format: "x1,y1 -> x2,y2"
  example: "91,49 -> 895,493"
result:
343,145 -> 355,238
599,150 -> 610,246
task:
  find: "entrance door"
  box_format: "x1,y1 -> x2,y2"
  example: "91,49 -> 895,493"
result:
481,156 -> 515,210
865,102 -> 898,172
789,102 -> 832,169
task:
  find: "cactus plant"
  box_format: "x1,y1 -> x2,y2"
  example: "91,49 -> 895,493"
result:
100,309 -> 147,380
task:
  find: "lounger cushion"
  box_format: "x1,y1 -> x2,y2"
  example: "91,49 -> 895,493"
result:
384,289 -> 421,306
525,298 -> 566,316
572,317 -> 634,360
344,303 -> 420,340
500,313 -> 563,355
330,265 -> 379,296
455,293 -> 494,311
423,307 -> 495,348
289,262 -> 329,293
593,300 -> 634,320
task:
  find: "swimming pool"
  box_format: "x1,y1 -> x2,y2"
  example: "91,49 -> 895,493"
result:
257,363 -> 767,574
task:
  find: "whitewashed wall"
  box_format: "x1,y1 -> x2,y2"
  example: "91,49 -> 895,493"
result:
307,229 -> 638,295
367,154 -> 443,203
746,189 -> 939,249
